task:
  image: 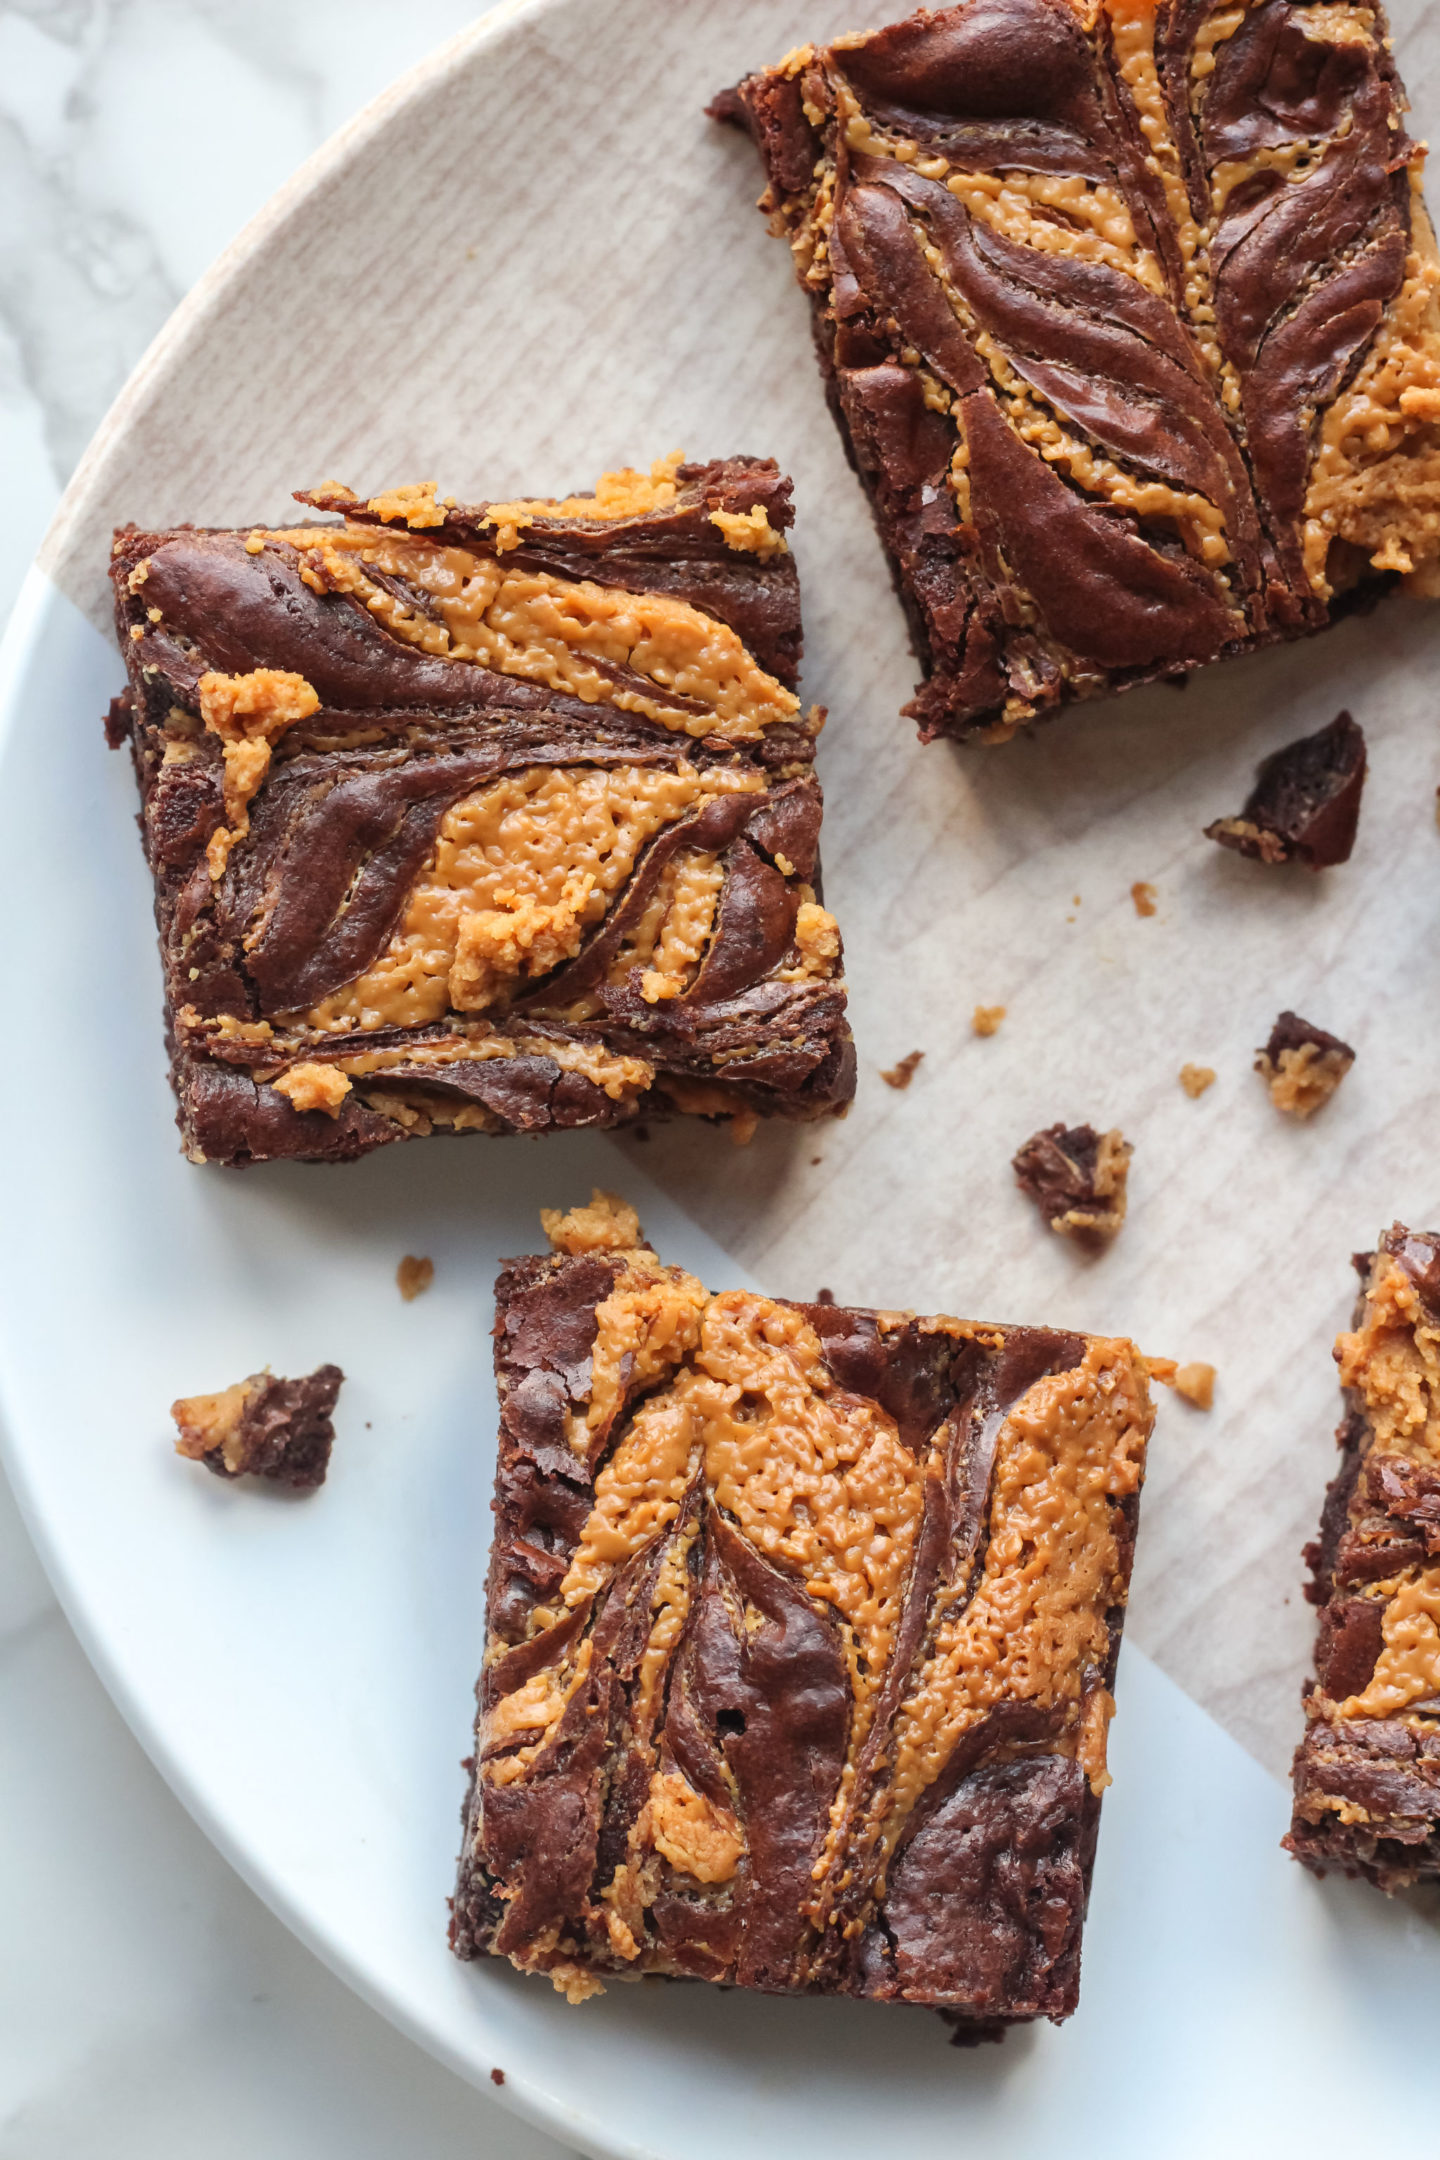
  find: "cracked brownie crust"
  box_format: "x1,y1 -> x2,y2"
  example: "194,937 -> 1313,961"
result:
452,1196 -> 1154,2029
1288,1226 -> 1440,1889
716,0 -> 1440,742
107,456 -> 855,1164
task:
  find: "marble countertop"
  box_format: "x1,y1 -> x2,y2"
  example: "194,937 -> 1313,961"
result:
0,5 -> 570,2152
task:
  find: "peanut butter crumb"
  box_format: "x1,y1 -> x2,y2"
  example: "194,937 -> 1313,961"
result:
273,1062 -> 351,1116
880,1050 -> 924,1089
172,1377 -> 260,1471
541,1190 -> 645,1256
972,1005 -> 1006,1037
1131,881 -> 1158,917
547,1962 -> 607,2005
396,1255 -> 434,1301
1179,1064 -> 1216,1098
364,480 -> 445,529
784,900 -> 842,982
1258,1043 -> 1353,1117
1174,1362 -> 1216,1409
709,504 -> 788,559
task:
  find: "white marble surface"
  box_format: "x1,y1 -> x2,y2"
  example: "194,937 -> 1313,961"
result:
0,4 -> 570,2152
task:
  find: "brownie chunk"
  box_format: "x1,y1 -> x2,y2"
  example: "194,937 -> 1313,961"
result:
107,455 -> 854,1165
452,1190 -> 1155,2032
1206,712 -> 1366,867
1256,1011 -> 1354,1118
1287,1228 -> 1440,1889
1013,1123 -> 1131,1240
171,1364 -> 343,1489
715,5 -> 1437,743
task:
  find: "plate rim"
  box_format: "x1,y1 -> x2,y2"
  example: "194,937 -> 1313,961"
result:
0,564 -> 668,2155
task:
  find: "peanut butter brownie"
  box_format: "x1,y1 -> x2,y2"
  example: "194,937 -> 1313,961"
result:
1256,1010 -> 1354,1116
1013,1123 -> 1132,1240
715,2 -> 1440,741
172,1364 -> 342,1488
452,1192 -> 1155,2031
1288,1228 -> 1440,1888
107,457 -> 854,1164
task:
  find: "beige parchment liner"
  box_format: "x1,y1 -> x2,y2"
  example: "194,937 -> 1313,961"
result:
41,0 -> 1440,1779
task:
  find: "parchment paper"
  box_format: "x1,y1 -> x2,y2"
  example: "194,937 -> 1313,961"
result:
40,0 -> 1440,1778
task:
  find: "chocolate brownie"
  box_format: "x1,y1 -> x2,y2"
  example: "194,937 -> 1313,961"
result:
171,1363 -> 343,1488
1013,1123 -> 1132,1240
1206,711 -> 1366,867
1287,1227 -> 1440,1889
715,2 -> 1440,742
452,1191 -> 1155,2031
107,456 -> 854,1164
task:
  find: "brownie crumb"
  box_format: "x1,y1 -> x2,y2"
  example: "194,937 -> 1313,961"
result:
1130,881 -> 1158,918
1206,712 -> 1366,869
881,1050 -> 925,1089
815,1287 -> 836,1305
103,690 -> 134,749
1256,1012 -> 1355,1118
171,1364 -> 343,1489
1013,1124 -> 1131,1242
972,1005 -> 1006,1037
397,1254 -> 434,1301
490,2069 -> 506,2088
1179,1064 -> 1216,1099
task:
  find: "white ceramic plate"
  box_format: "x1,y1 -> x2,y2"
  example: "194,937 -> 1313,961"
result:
6,3 -> 1440,2154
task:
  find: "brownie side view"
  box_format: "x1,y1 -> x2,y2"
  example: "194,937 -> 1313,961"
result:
1288,1226 -> 1440,1889
452,1191 -> 1155,2030
716,1 -> 1440,742
107,456 -> 854,1165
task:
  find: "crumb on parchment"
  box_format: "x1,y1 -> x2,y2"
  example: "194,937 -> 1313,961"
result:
881,1051 -> 924,1089
972,1006 -> 1006,1037
1131,881 -> 1157,918
1179,1064 -> 1216,1099
1147,1357 -> 1216,1410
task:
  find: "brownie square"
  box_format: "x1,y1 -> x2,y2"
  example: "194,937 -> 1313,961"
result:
716,1 -> 1440,742
1287,1225 -> 1440,1889
452,1192 -> 1155,2031
107,456 -> 854,1164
